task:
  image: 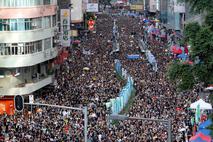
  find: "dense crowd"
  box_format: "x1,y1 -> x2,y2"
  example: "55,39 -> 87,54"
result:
0,12 -> 200,142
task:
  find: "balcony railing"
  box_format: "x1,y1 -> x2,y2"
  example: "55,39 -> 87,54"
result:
0,75 -> 53,96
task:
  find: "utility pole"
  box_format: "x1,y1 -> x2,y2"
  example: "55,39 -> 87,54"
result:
24,103 -> 88,142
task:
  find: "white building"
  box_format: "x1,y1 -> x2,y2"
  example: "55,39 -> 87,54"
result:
0,0 -> 59,97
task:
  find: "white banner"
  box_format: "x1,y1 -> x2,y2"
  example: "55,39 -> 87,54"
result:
71,0 -> 83,23
60,9 -> 71,47
86,3 -> 99,12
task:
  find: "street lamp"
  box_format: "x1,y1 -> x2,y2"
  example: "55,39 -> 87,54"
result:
109,114 -> 172,142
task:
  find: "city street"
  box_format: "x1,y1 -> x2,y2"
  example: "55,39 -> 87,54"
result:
0,12 -> 199,142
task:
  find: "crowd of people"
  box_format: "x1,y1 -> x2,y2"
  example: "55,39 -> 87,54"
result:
0,12 -> 201,142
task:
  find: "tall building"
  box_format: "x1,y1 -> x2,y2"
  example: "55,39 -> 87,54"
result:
0,0 -> 59,106
158,0 -> 185,30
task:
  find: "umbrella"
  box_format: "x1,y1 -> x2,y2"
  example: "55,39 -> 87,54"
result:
36,108 -> 42,113
171,45 -> 182,54
73,40 -> 81,44
199,119 -> 212,130
177,53 -> 188,59
143,19 -> 150,23
197,129 -> 212,136
83,67 -> 90,71
190,137 -> 210,142
205,86 -> 213,91
190,99 -> 212,110
190,132 -> 211,142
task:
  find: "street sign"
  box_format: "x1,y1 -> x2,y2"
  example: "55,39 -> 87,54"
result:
29,95 -> 34,104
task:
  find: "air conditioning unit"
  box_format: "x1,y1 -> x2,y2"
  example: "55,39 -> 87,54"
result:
32,23 -> 37,27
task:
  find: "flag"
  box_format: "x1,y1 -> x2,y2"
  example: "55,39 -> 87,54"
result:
195,104 -> 200,124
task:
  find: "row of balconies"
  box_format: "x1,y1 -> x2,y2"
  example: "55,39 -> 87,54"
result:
0,75 -> 54,96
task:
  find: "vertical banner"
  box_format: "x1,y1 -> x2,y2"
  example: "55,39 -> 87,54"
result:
71,0 -> 83,23
60,9 -> 71,47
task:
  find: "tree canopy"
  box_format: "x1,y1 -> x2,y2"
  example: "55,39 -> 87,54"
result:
168,0 -> 213,91
182,0 -> 213,13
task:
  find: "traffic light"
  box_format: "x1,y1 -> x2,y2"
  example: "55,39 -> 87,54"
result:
14,95 -> 24,111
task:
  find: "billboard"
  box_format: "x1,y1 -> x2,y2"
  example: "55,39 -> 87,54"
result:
130,4 -> 144,11
60,9 -> 71,47
86,3 -> 99,12
0,99 -> 14,115
71,0 -> 84,23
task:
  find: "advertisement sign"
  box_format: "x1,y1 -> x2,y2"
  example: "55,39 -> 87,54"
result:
0,99 -> 14,115
71,30 -> 78,37
86,3 -> 99,12
88,19 -> 95,31
60,9 -> 71,47
130,4 -> 144,11
71,0 -> 83,23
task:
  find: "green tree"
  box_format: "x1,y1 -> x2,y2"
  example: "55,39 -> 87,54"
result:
183,0 -> 213,13
205,10 -> 213,30
168,1 -> 213,91
168,25 -> 213,90
184,22 -> 200,41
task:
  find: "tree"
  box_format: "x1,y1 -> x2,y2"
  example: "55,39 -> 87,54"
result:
182,0 -> 213,13
205,10 -> 213,30
168,25 -> 213,90
168,1 -> 213,91
184,22 -> 200,41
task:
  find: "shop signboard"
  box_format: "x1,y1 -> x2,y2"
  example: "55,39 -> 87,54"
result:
86,3 -> 99,12
60,9 -> 71,47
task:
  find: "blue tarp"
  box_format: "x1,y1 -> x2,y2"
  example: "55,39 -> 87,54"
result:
127,54 -> 140,60
199,119 -> 212,130
177,53 -> 188,60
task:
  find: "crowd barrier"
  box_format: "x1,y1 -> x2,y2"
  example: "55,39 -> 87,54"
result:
106,60 -> 134,114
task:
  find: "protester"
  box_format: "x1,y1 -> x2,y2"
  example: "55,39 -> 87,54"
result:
0,13 -> 198,142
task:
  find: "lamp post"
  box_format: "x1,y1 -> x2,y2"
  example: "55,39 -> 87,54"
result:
69,3 -> 73,59
24,103 -> 88,142
109,114 -> 172,142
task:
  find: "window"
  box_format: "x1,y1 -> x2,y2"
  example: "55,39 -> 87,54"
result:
0,19 -> 2,31
52,15 -> 56,27
44,0 -> 51,5
0,17 -> 48,31
10,19 -> 17,31
44,38 -> 51,50
0,40 -> 43,55
43,16 -> 51,28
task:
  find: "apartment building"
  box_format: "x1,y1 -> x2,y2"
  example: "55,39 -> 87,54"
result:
0,0 -> 59,100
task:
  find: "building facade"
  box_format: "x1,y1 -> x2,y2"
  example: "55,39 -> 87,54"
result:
0,0 -> 59,97
158,0 -> 185,30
